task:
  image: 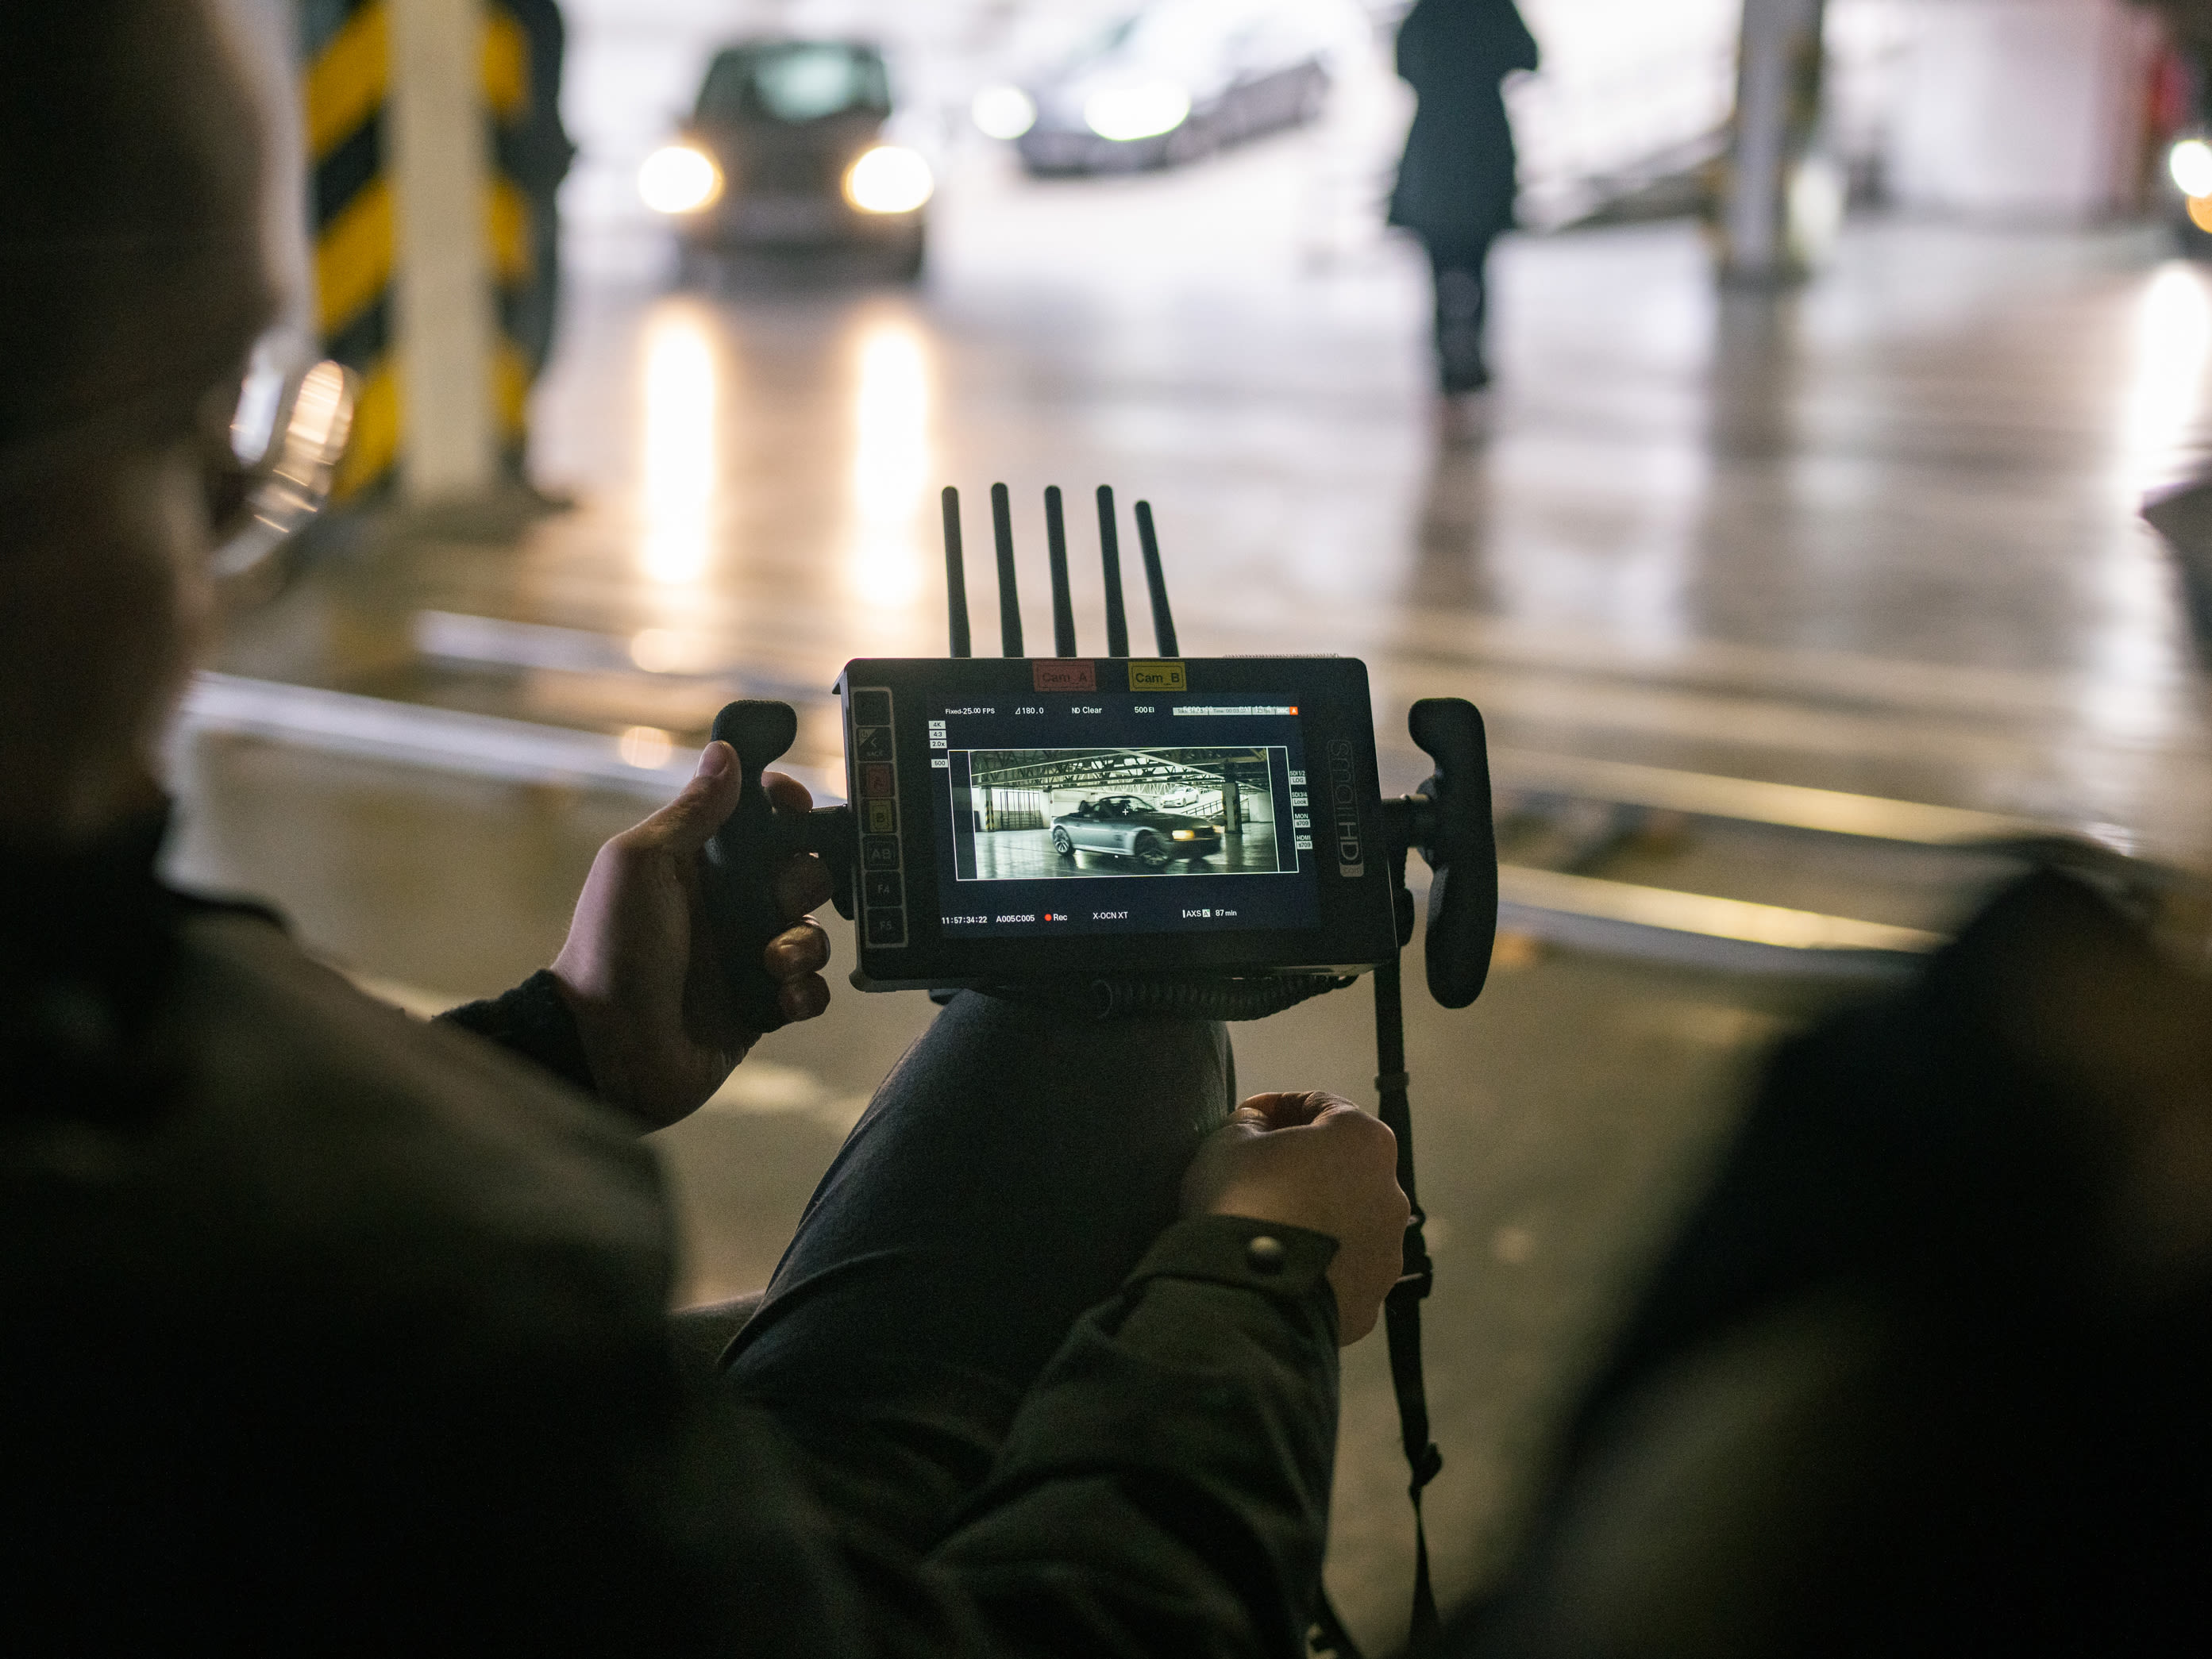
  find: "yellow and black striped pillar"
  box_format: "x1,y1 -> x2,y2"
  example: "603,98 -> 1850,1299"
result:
482,0 -> 536,472
299,0 -> 539,499
302,0 -> 395,498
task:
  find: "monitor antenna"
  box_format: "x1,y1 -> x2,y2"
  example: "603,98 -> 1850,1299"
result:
990,482 -> 1023,657
940,486 -> 971,658
1045,486 -> 1077,657
1134,499 -> 1179,656
1096,485 -> 1131,657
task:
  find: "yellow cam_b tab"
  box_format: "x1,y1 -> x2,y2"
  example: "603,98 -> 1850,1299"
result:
1128,660 -> 1187,691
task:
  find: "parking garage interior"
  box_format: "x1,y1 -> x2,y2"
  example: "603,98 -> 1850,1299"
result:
138,1 -> 2212,1649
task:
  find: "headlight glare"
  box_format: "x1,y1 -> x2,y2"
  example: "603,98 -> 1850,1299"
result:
1083,81 -> 1193,142
2172,137 -> 2212,199
845,145 -> 935,214
638,144 -> 722,214
972,86 -> 1038,140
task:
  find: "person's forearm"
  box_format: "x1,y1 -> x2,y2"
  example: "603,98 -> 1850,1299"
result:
922,1217 -> 1342,1657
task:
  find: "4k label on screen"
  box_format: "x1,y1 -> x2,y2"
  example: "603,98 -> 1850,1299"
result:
1128,660 -> 1186,691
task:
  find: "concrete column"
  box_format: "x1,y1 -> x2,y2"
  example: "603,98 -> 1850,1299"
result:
1724,0 -> 1827,285
390,0 -> 497,500
1883,0 -> 2156,222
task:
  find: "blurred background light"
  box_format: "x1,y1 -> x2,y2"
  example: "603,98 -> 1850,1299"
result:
638,144 -> 722,215
629,628 -> 708,675
844,145 -> 934,214
1082,81 -> 1192,143
619,725 -> 675,769
971,84 -> 1038,141
2170,137 -> 2212,199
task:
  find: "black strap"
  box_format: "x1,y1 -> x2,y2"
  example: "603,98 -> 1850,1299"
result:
1308,960 -> 1443,1659
1378,959 -> 1446,1651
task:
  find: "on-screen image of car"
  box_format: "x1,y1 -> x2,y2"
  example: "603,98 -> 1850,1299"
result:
971,0 -> 1340,176
639,38 -> 931,281
1050,795 -> 1224,868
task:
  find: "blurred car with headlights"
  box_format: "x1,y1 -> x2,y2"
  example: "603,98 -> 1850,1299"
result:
641,39 -> 931,280
973,0 -> 1339,175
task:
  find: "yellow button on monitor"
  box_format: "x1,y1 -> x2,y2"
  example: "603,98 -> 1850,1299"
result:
867,799 -> 898,834
1129,660 -> 1186,691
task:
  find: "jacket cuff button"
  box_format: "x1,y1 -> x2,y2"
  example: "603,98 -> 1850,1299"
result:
1245,1235 -> 1288,1275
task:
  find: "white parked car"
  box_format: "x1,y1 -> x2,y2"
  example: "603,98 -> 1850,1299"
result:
973,0 -> 1354,174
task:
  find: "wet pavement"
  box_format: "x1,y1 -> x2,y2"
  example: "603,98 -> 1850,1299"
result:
178,110 -> 2212,1649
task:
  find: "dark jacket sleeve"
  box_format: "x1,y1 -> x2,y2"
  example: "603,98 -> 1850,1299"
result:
838,1217 -> 1344,1657
420,995 -> 1341,1652
438,968 -> 602,1100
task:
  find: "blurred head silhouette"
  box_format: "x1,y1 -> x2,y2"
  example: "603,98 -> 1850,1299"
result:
0,0 -> 279,844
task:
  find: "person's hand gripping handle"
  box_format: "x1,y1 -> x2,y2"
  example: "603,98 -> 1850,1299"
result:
700,700 -> 814,1037
551,706 -> 830,1127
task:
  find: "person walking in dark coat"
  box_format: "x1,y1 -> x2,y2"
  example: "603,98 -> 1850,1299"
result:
1389,0 -> 1540,405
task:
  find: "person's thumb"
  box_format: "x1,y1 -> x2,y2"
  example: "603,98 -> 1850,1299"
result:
639,741 -> 742,855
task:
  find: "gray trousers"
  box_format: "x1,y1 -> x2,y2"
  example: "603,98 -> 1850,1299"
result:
675,992 -> 1235,1548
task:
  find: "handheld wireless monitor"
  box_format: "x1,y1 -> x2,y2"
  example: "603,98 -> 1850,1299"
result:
835,654 -> 1397,991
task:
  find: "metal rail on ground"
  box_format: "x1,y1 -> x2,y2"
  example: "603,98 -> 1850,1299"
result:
1489,747 -> 2039,845
178,672 -> 842,802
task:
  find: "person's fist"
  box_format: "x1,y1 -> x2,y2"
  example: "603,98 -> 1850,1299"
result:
1180,1091 -> 1409,1344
